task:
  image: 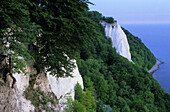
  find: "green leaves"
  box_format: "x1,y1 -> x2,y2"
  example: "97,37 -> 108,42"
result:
74,83 -> 96,112
77,11 -> 170,111
0,0 -> 40,74
27,0 -> 96,77
0,0 -> 96,77
123,27 -> 156,70
102,16 -> 114,24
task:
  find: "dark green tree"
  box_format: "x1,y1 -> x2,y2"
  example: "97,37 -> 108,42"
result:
102,17 -> 114,24
27,0 -> 96,77
73,100 -> 87,112
75,83 -> 84,102
82,89 -> 96,112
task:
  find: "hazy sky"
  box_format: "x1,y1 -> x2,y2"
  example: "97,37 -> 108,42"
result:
89,0 -> 170,24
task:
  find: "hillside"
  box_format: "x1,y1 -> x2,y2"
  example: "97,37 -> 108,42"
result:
76,11 -> 170,112
0,1 -> 170,112
123,28 -> 156,70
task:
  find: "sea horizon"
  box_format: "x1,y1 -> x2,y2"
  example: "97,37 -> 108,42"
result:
119,21 -> 170,25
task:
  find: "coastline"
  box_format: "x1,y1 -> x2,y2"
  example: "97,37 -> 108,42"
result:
148,59 -> 163,74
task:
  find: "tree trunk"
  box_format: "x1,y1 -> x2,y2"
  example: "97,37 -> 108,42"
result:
9,57 -> 16,88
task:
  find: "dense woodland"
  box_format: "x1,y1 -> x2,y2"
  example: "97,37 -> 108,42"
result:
74,11 -> 170,112
123,28 -> 156,70
0,0 -> 170,112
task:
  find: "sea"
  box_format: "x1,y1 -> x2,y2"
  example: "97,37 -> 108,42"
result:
121,24 -> 170,94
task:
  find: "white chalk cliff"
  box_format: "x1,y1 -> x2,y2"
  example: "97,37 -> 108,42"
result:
101,21 -> 132,62
47,60 -> 84,100
0,60 -> 83,112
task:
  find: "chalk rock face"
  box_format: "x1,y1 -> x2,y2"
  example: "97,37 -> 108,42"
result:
0,81 -> 34,112
47,60 -> 84,100
0,60 -> 83,112
0,68 -> 35,112
101,21 -> 132,62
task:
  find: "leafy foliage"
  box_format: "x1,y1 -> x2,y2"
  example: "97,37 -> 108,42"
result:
25,0 -> 96,77
0,0 -> 96,77
76,11 -> 170,112
0,0 -> 40,73
102,16 -> 115,24
65,83 -> 96,112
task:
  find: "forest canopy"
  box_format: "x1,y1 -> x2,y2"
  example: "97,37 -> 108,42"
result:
76,11 -> 170,112
0,0 -> 95,77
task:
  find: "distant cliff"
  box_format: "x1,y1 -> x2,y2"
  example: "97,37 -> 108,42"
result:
101,21 -> 132,62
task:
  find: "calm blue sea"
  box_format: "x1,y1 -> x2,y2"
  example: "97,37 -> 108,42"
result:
121,24 -> 170,94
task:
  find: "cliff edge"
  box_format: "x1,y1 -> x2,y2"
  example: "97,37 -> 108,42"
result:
0,59 -> 83,112
101,21 -> 132,62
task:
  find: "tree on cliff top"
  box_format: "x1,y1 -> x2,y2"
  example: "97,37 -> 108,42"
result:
27,0 -> 96,77
0,0 -> 96,77
102,16 -> 114,24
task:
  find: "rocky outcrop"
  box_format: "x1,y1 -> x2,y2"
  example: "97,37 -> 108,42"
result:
47,60 -> 84,100
148,59 -> 163,74
0,60 -> 83,112
101,21 -> 132,62
0,78 -> 34,112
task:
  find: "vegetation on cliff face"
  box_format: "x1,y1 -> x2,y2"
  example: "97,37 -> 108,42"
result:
76,11 -> 170,112
0,0 -> 40,74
